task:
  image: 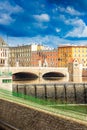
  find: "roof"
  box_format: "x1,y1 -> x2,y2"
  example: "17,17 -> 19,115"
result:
0,37 -> 8,47
68,58 -> 82,64
58,44 -> 87,48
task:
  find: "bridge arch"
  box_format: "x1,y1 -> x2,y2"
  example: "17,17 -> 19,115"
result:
12,72 -> 38,81
9,67 -> 69,81
42,72 -> 65,80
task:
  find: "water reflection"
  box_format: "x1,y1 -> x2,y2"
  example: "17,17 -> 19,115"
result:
13,76 -> 68,84
13,77 -> 87,84
13,76 -> 87,85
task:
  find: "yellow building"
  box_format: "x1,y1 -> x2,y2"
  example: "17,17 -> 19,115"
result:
58,45 -> 87,67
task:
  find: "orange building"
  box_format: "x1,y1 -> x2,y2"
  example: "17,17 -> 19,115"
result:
31,49 -> 58,67
58,45 -> 87,67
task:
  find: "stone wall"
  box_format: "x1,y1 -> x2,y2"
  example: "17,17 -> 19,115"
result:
13,83 -> 87,104
0,99 -> 87,130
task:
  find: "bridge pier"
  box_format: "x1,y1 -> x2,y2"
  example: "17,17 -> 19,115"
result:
68,59 -> 83,82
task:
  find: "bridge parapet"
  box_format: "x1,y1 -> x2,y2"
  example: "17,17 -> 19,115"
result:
10,67 -> 68,75
0,67 -> 69,79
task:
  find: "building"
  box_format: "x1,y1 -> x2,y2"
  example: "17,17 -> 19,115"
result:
0,37 -> 9,67
9,45 -> 31,67
31,49 -> 58,67
9,44 -> 52,67
58,45 -> 87,67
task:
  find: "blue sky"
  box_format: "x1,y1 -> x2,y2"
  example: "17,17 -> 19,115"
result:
1,0 -> 87,47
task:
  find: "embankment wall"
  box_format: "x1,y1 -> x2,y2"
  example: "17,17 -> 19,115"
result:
0,99 -> 87,130
13,83 -> 87,103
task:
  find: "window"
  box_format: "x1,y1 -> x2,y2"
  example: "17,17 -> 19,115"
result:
82,49 -> 84,52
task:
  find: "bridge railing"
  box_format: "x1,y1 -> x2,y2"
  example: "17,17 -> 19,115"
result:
8,66 -> 68,70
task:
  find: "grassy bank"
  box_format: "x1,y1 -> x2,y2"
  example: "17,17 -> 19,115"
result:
0,88 -> 87,122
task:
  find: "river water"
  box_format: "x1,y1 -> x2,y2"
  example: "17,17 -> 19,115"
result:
13,76 -> 87,84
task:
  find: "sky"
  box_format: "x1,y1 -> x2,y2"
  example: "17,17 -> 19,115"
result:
1,0 -> 87,47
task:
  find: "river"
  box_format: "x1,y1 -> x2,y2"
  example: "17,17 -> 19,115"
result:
13,76 -> 87,84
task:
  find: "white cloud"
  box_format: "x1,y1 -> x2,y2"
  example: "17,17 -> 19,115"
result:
56,14 -> 87,38
34,14 -> 50,22
55,28 -> 61,33
2,35 -> 87,48
0,1 -> 23,25
0,1 -> 23,14
34,22 -> 48,29
58,6 -> 84,16
4,35 -> 78,48
65,18 -> 87,38
0,13 -> 15,25
66,6 -> 84,16
59,14 -> 66,21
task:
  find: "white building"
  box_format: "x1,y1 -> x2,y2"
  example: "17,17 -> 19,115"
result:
0,37 -> 9,67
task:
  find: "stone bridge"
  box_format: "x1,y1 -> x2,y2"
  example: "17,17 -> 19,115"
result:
11,67 -> 69,80
0,67 -> 69,80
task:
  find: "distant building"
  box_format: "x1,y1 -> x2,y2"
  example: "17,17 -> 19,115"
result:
31,44 -> 53,51
31,49 -> 58,67
58,45 -> 87,67
9,44 -> 53,67
9,45 -> 31,67
0,37 -> 9,67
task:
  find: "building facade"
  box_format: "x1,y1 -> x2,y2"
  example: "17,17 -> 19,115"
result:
0,37 -> 9,67
9,45 -> 31,67
31,49 -> 58,67
58,45 -> 87,67
9,44 -> 53,67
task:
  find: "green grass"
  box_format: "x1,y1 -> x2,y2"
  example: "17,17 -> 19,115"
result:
12,91 -> 87,114
0,89 -> 87,122
51,105 -> 87,114
12,91 -> 57,105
